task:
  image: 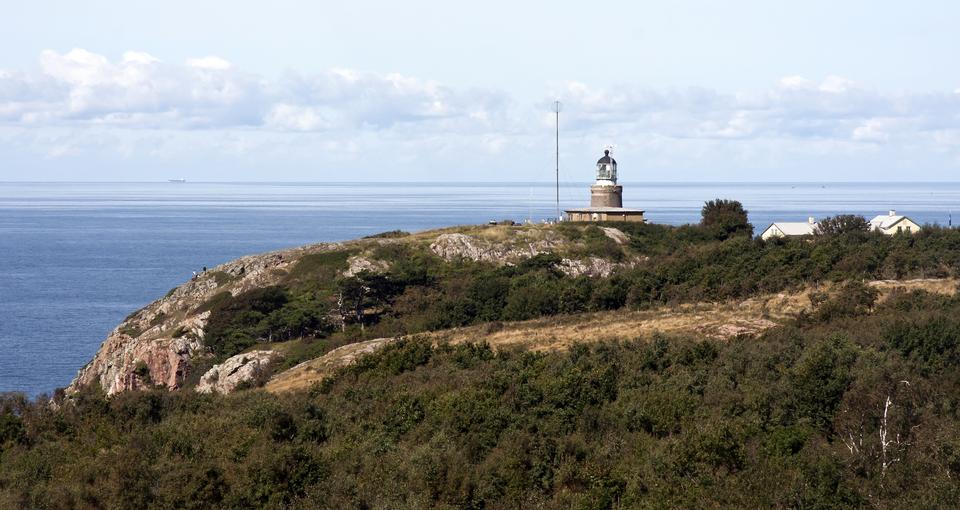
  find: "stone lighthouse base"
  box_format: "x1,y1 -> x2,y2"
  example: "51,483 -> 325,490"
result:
564,207 -> 646,223
590,184 -> 623,208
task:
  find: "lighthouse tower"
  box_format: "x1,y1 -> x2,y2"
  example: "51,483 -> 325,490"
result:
590,149 -> 623,208
563,148 -> 645,223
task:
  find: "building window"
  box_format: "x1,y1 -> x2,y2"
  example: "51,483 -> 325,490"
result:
906,226 -> 912,233
897,226 -> 902,233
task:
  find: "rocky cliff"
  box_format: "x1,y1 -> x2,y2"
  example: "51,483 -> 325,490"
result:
68,222 -> 960,397
69,224 -> 637,395
68,243 -> 337,395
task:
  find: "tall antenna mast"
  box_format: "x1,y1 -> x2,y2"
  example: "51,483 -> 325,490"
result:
553,100 -> 562,222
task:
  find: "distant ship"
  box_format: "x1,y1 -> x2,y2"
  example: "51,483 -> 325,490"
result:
168,178 -> 187,183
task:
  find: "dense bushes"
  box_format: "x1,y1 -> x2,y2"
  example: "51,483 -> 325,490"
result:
815,214 -> 871,236
201,223 -> 960,362
204,286 -> 331,358
11,220 -> 960,506
7,291 -> 960,507
700,198 -> 753,239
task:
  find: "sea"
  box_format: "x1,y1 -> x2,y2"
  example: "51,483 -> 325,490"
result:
2,181 -> 960,397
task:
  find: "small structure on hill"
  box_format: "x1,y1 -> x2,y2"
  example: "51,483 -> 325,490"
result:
564,149 -> 646,222
760,217 -> 817,240
869,210 -> 921,235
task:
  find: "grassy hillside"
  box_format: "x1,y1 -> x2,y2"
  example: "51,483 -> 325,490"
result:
6,214 -> 960,508
3,287 -> 960,508
199,220 -> 960,377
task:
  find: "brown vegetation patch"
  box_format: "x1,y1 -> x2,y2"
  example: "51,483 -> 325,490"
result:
265,278 -> 959,394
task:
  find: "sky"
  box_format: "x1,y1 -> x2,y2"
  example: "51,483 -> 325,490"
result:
1,0 -> 959,182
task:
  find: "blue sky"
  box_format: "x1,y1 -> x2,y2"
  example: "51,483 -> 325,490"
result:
1,0 -> 959,181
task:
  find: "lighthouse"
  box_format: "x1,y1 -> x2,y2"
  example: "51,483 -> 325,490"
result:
590,149 -> 622,208
564,148 -> 646,223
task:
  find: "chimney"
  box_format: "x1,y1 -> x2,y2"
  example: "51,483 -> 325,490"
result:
808,217 -> 815,224
889,210 -> 897,217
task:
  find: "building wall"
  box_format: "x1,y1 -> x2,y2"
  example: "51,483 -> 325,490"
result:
882,218 -> 922,235
566,211 -> 645,223
760,225 -> 783,240
590,185 -> 623,208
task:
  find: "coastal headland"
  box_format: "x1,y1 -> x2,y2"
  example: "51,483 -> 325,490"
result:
6,214 -> 960,507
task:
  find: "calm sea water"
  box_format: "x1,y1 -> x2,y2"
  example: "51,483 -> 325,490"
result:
2,181 -> 959,397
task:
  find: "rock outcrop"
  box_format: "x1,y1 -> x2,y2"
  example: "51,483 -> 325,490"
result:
343,255 -> 390,277
600,227 -> 629,245
430,231 -> 638,277
196,350 -> 283,394
429,232 -> 560,264
68,224 -> 648,396
68,243 -> 340,395
558,257 -> 622,278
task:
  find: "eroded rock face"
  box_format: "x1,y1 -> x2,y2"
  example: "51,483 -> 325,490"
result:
429,232 -> 562,265
343,255 -> 391,277
429,232 -> 640,278
196,350 -> 283,394
73,334 -> 206,394
558,256 -> 630,278
600,227 -> 629,245
68,243 -> 341,395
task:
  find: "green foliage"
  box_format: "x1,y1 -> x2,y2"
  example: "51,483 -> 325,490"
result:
0,408 -> 24,449
789,335 -> 858,428
814,214 -> 871,236
572,225 -> 624,261
8,301 -> 960,508
701,198 -> 754,239
132,360 -> 152,385
193,290 -> 233,315
885,315 -> 960,371
15,223 -> 960,506
285,250 -> 352,286
208,271 -> 235,286
187,223 -> 960,365
350,338 -> 434,377
363,229 -> 410,239
811,281 -> 879,321
204,286 -> 331,358
118,324 -> 143,338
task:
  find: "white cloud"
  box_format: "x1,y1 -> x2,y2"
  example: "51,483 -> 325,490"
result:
552,75 -> 960,146
264,104 -> 330,131
1,50 -> 959,180
818,75 -> 856,94
0,49 -> 510,135
186,56 -> 232,70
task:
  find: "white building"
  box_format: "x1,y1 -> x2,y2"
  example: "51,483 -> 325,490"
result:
868,210 -> 921,235
760,217 -> 817,240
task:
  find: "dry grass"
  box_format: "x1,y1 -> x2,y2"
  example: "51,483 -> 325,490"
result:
868,278 -> 958,296
264,278 -> 959,394
265,338 -> 395,393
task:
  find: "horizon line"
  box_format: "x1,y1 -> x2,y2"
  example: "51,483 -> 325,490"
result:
5,180 -> 960,185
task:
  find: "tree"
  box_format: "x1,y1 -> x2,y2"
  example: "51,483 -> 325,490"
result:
335,271 -> 396,331
814,215 -> 870,236
700,199 -> 753,239
336,276 -> 368,331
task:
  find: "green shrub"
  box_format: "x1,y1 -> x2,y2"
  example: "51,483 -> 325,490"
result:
363,230 -> 409,239
789,335 -> 858,428
204,286 -> 290,357
701,199 -> 753,239
814,214 -> 870,236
